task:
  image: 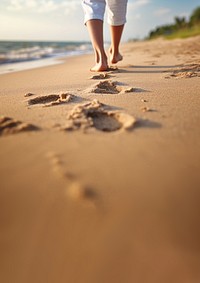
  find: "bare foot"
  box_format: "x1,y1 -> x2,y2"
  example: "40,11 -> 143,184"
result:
89,47 -> 108,72
90,54 -> 108,72
90,62 -> 109,72
109,48 -> 123,64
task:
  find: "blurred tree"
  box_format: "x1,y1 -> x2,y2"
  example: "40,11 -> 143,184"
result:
190,7 -> 200,25
148,6 -> 200,39
174,17 -> 187,28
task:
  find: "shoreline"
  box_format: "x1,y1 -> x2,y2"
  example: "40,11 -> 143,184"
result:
0,56 -> 64,75
0,39 -> 94,75
0,51 -> 93,75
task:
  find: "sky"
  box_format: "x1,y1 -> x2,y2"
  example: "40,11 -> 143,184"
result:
0,0 -> 200,42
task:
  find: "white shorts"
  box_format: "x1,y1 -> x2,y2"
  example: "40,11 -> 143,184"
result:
82,0 -> 128,26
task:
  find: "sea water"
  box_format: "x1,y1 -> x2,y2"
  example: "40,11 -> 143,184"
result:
0,40 -> 93,74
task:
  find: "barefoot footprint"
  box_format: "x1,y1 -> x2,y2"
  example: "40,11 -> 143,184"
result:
0,116 -> 39,136
46,151 -> 97,206
92,80 -> 121,94
90,73 -> 111,80
87,80 -> 138,94
61,99 -> 136,132
27,92 -> 74,107
164,63 -> 200,79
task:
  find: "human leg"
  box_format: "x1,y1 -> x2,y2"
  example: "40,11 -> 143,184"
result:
82,0 -> 108,71
109,25 -> 124,64
106,0 -> 128,64
86,20 -> 108,71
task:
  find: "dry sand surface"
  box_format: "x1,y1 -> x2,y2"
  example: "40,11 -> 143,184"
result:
0,36 -> 200,283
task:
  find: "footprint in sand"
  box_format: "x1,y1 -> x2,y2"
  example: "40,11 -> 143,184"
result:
92,80 -> 121,94
61,99 -> 136,132
46,151 -> 97,207
27,92 -> 74,107
67,181 -> 97,205
87,80 -> 137,95
164,63 -> 200,79
90,73 -> 112,80
46,151 -> 74,180
0,116 -> 39,136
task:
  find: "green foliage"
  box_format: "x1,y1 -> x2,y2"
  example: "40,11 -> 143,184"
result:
148,6 -> 200,39
166,25 -> 200,39
174,17 -> 187,28
190,7 -> 200,25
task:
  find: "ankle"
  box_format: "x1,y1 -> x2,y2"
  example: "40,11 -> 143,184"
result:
98,53 -> 107,64
109,46 -> 119,55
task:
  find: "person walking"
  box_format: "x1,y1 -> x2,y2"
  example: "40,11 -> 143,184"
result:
82,0 -> 128,71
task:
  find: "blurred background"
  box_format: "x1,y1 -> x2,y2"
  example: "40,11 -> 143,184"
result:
0,0 -> 200,71
0,0 -> 200,41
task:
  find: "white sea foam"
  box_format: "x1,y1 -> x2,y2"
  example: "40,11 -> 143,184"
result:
0,40 -> 93,74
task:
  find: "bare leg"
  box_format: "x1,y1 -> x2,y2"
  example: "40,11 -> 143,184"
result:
109,25 -> 124,64
86,19 -> 108,72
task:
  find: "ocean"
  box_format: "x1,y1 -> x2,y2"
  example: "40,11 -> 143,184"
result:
0,40 -> 93,74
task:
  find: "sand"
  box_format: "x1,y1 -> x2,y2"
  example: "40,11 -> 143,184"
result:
0,36 -> 200,283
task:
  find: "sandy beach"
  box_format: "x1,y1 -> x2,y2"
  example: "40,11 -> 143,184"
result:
0,36 -> 200,282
